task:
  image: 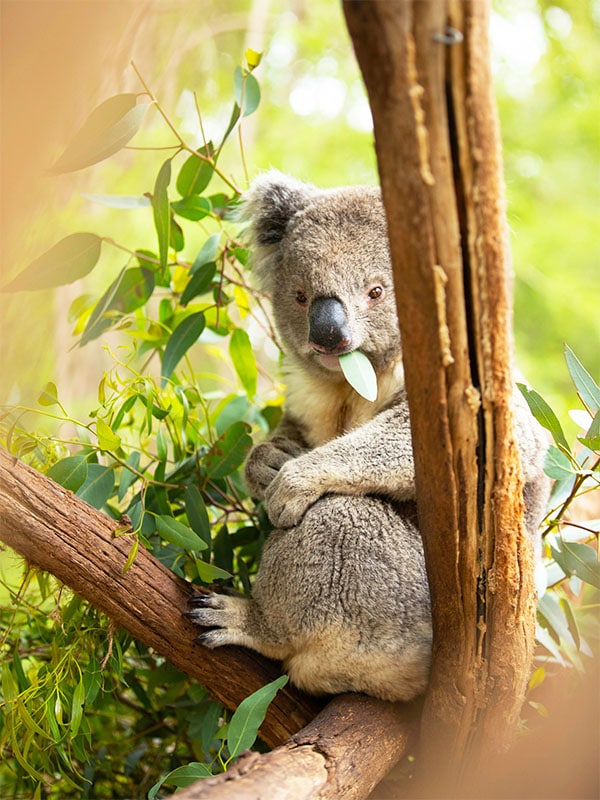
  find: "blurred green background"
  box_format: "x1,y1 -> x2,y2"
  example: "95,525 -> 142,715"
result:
1,0 -> 598,430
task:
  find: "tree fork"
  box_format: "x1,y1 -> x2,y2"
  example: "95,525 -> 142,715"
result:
343,0 -> 536,790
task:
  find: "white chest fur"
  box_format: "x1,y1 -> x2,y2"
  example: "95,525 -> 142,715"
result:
284,356 -> 405,447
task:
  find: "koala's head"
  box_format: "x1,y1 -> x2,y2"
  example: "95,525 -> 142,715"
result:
244,171 -> 401,376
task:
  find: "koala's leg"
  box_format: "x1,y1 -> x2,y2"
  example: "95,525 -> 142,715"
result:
186,592 -> 293,662
251,495 -> 433,702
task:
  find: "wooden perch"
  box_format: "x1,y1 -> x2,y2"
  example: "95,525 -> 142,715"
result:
0,448 -> 419,798
0,448 -> 319,746
175,694 -> 420,800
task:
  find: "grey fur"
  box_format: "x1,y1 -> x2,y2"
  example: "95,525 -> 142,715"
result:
188,172 -> 550,702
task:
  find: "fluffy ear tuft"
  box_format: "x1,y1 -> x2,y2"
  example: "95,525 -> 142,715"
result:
243,171 -> 315,246
242,171 -> 316,292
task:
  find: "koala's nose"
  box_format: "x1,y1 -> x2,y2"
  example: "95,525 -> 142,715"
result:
308,296 -> 352,353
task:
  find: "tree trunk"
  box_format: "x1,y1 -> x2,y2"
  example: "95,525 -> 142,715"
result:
343,0 -> 536,792
0,448 -> 418,798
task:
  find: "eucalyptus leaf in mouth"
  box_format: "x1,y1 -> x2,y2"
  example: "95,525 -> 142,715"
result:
338,350 -> 378,402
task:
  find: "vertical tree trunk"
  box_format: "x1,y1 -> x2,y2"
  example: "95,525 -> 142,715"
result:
343,0 -> 536,792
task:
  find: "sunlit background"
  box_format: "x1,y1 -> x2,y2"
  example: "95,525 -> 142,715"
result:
1,0 -> 598,427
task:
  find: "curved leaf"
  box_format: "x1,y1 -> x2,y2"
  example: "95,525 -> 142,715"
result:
47,455 -> 88,493
161,312 -> 206,385
565,345 -> 600,413
339,350 -> 378,402
96,419 -> 122,451
229,328 -> 257,398
82,266 -> 155,347
49,94 -> 149,174
76,465 -> 114,509
191,234 -> 221,274
155,515 -> 207,551
152,159 -> 172,272
205,421 -> 252,479
180,262 -> 217,307
233,67 -> 261,117
38,381 -> 60,407
148,763 -> 213,800
227,675 -> 288,759
517,384 -> 569,451
171,196 -> 212,221
185,485 -> 211,548
176,144 -> 215,197
2,233 -> 102,292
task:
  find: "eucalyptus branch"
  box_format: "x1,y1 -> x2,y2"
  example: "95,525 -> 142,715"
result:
130,61 -> 242,195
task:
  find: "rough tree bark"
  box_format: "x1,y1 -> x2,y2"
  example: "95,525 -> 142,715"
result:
343,0 -> 536,793
0,448 -> 419,798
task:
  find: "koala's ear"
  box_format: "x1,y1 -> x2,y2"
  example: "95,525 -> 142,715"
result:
243,171 -> 315,246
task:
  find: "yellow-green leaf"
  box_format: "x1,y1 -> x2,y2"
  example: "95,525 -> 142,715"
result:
96,419 -> 121,451
38,381 -> 59,407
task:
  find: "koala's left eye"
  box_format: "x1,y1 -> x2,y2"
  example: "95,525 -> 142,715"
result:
368,286 -> 384,301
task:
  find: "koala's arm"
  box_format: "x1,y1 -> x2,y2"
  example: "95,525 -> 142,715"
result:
263,404 -> 415,528
244,415 -> 309,500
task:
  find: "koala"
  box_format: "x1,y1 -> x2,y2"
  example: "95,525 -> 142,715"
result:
187,172 -> 550,702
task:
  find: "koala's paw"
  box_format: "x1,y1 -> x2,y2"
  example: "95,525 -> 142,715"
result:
185,592 -> 249,649
264,459 -> 324,528
244,439 -> 305,498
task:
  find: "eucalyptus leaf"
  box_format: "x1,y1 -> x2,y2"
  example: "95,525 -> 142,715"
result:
517,383 -> 569,452
339,350 -> 378,402
96,419 -> 122,451
176,144 -> 215,196
148,763 -> 213,800
194,560 -> 232,582
550,540 -> 600,588
544,446 -> 574,480
227,675 -> 288,759
48,94 -> 149,174
76,465 -> 114,509
152,159 -> 172,272
155,515 -> 207,552
171,196 -> 212,221
161,311 -> 206,385
204,421 -> 252,479
2,233 -> 102,292
38,382 -> 60,407
565,345 -> 600,413
47,455 -> 88,493
229,328 -> 257,398
185,485 -> 211,548
233,67 -> 261,117
181,262 -> 217,306
191,233 -> 221,273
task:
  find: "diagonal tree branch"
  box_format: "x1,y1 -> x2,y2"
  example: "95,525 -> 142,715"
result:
0,447 -> 419,798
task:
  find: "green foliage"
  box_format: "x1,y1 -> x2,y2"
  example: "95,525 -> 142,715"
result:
0,55 -> 282,799
520,347 -> 600,718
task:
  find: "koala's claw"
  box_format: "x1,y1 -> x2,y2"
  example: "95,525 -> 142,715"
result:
187,591 -> 220,609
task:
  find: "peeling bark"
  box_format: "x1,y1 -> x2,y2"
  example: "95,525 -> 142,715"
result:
344,0 -> 536,791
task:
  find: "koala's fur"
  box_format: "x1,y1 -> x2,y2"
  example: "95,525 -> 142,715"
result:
187,172 -> 550,702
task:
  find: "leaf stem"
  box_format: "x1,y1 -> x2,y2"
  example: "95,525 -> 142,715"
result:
130,61 -> 242,194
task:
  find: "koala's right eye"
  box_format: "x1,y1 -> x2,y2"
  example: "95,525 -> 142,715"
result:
295,290 -> 308,306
